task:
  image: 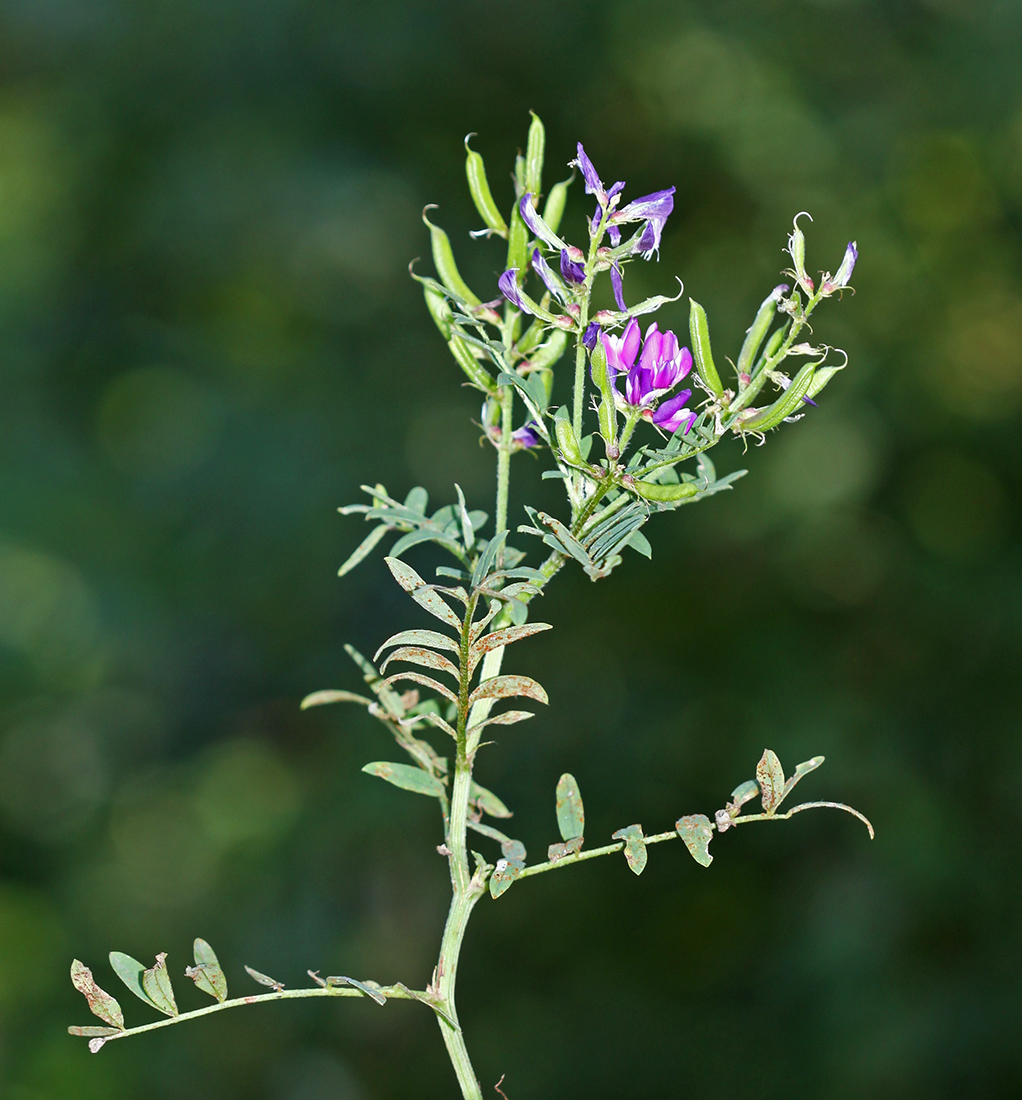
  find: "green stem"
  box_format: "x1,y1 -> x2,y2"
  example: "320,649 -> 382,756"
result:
75,983 -> 430,1047
518,830 -> 677,880
571,208 -> 609,440
495,382 -> 514,537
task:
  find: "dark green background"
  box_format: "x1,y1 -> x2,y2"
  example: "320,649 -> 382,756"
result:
1,0 -> 1019,1097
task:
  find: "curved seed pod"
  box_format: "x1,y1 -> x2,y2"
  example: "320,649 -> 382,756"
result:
464,136 -> 508,237
688,299 -> 724,396
524,111 -> 545,197
629,480 -> 699,503
423,285 -> 452,339
422,207 -> 480,305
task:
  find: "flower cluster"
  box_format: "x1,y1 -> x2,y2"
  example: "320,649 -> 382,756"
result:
602,319 -> 696,434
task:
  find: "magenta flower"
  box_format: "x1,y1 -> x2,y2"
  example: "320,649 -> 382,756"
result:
599,319 -> 696,434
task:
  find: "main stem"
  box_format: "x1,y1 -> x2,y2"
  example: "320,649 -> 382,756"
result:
434,387 -> 516,1099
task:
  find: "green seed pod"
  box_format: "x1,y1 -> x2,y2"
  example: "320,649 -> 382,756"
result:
525,112 -> 545,198
542,176 -> 571,236
423,285 -> 452,340
630,479 -> 699,503
739,362 -> 815,433
756,325 -> 786,372
464,136 -> 508,238
554,412 -> 584,466
447,335 -> 496,394
423,207 -> 480,306
737,286 -> 785,378
506,202 -> 530,275
589,339 -> 610,395
598,393 -> 617,449
688,299 -> 723,396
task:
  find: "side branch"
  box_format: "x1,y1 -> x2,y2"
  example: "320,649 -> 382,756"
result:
71,983 -> 439,1051
517,830 -> 677,880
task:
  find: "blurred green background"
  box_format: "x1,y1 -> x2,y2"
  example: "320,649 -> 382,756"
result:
1,0 -> 1020,1097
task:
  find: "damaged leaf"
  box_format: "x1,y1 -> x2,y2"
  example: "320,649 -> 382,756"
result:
70,960 -> 124,1030
611,824 -> 648,875
676,814 -> 714,867
756,749 -> 786,814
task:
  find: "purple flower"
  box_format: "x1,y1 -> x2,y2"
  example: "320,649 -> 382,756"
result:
610,264 -> 627,311
520,194 -> 566,251
531,249 -> 566,302
560,248 -> 586,285
512,421 -> 542,448
582,322 -> 600,351
614,189 -> 675,260
572,143 -> 603,195
651,392 -> 696,434
498,268 -> 527,310
569,144 -> 675,261
821,241 -> 858,295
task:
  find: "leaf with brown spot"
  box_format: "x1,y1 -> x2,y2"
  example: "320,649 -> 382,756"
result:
465,710 -> 534,736
300,689 -> 373,710
547,836 -> 583,861
380,646 -> 460,681
612,824 -> 648,875
468,675 -> 548,707
362,761 -> 446,798
756,750 -> 786,814
385,558 -> 463,629
555,773 -> 584,841
373,629 -> 460,661
468,623 -> 552,672
70,960 -> 124,1030
380,671 -> 458,704
676,814 -> 714,867
141,953 -> 178,1017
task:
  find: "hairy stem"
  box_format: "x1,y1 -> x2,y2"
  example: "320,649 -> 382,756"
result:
495,384 -> 513,536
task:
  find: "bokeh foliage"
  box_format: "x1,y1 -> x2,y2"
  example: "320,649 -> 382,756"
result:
1,0 -> 1020,1096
